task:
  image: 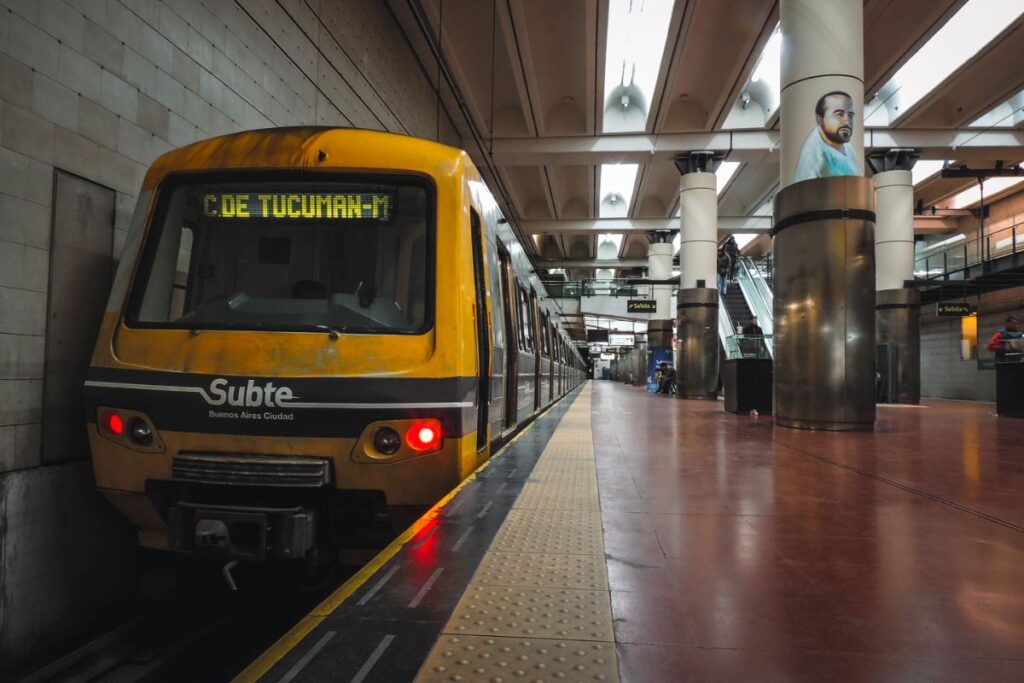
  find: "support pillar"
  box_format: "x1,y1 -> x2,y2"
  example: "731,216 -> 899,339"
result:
774,0 -> 875,430
675,152 -> 720,399
645,239 -> 675,387
871,149 -> 920,404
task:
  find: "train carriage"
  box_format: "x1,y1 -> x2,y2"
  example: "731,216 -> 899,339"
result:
84,128 -> 584,566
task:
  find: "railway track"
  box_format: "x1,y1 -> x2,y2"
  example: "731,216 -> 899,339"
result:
11,561 -> 363,683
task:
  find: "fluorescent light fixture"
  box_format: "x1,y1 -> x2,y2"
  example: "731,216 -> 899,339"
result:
911,160 -> 947,186
945,176 -> 1024,209
716,162 -> 741,196
599,164 -> 639,217
602,0 -> 675,133
969,87 -> 1024,127
865,1 -> 1024,125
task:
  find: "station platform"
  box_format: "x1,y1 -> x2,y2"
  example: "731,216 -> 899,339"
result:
236,382 -> 1024,683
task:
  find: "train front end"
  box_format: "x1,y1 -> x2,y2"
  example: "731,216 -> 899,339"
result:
85,129 -> 483,564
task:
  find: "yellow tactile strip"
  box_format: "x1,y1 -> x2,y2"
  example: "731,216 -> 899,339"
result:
415,635 -> 618,683
414,385 -> 620,682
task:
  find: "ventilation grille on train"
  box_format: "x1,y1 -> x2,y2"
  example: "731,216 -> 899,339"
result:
172,453 -> 332,487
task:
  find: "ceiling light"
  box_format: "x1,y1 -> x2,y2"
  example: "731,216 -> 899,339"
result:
599,164 -> 639,217
723,23 -> 780,128
865,1 -> 1024,125
602,0 -> 675,133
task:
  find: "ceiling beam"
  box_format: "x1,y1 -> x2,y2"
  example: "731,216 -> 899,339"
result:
523,216 -> 773,235
475,129 -> 1024,165
536,258 -> 649,269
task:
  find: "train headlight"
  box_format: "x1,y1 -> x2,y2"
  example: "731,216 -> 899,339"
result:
373,427 -> 402,455
405,419 -> 442,453
129,418 -> 154,445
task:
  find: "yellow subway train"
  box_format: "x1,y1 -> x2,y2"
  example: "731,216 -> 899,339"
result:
84,128 -> 585,566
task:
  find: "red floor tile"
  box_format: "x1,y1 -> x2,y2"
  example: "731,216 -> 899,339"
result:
590,381 -> 1024,673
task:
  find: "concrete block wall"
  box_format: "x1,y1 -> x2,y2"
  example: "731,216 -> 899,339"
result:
920,286 -> 1024,401
0,0 -> 456,671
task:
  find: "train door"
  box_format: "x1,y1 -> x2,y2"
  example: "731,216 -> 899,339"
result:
469,209 -> 490,452
498,247 -> 517,431
531,289 -> 541,411
548,322 -> 555,402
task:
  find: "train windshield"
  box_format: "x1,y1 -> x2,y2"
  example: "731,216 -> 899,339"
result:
127,176 -> 432,334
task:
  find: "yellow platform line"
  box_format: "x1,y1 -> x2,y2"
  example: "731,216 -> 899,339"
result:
233,392 -> 580,683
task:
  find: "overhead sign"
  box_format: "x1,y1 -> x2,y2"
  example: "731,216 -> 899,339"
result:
936,302 -> 977,317
586,329 -> 609,343
198,192 -> 394,220
608,333 -> 634,347
627,299 -> 657,313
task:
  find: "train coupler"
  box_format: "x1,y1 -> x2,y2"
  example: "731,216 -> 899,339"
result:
168,503 -> 316,561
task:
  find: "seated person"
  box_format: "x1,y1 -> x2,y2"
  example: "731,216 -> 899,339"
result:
988,315 -> 1023,361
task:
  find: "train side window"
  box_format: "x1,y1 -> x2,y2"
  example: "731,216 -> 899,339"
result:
517,284 -> 533,351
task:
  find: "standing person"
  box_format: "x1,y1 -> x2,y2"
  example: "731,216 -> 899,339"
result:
663,363 -> 677,395
717,247 -> 731,295
988,315 -> 1023,361
724,236 -> 741,282
742,317 -> 763,336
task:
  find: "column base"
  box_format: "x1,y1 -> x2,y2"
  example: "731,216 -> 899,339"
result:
774,417 -> 874,431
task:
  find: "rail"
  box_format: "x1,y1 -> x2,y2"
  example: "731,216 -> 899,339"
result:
914,218 -> 1024,280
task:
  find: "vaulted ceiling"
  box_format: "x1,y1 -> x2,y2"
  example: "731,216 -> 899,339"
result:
390,0 -> 1024,291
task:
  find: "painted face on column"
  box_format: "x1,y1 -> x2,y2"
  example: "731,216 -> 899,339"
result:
818,93 -> 855,145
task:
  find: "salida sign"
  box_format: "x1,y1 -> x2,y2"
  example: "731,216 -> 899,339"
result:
936,302 -> 977,317
627,299 -> 657,313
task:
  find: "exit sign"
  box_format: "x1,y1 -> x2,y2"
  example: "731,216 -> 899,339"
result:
627,299 -> 657,313
936,302 -> 977,317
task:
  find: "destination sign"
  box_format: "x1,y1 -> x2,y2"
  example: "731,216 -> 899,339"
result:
627,299 -> 657,313
936,302 -> 977,317
198,192 -> 394,220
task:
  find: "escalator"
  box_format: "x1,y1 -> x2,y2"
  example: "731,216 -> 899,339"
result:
717,257 -> 773,359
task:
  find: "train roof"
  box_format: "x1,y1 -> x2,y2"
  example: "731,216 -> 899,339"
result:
140,127 -> 469,192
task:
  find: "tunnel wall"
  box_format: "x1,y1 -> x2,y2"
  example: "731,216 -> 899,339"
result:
920,286 -> 1024,402
0,0 -> 457,671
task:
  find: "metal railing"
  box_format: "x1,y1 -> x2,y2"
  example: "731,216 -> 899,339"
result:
542,278 -> 658,299
914,218 -> 1024,280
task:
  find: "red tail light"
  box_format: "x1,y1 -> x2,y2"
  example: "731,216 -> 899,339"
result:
103,411 -> 124,436
405,419 -> 442,453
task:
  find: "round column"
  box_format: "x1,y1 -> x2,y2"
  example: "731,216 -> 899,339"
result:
874,167 -> 919,404
774,0 -> 875,430
676,168 -> 719,399
679,173 -> 717,290
875,170 -> 914,291
780,0 -> 864,188
645,242 -> 675,388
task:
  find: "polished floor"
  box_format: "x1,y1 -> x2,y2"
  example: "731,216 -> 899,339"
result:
596,381 -> 1024,682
